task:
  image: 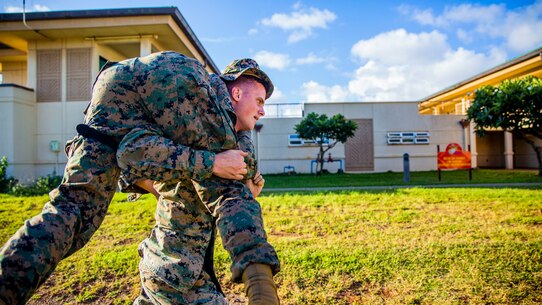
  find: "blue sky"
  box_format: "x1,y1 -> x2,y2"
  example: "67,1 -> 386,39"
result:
3,0 -> 542,104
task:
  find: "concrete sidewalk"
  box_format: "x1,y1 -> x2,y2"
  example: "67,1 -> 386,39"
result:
262,182 -> 542,192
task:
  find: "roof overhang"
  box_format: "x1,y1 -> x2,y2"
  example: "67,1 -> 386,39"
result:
0,7 -> 219,74
418,46 -> 542,115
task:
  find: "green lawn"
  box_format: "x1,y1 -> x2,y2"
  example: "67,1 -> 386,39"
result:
263,169 -> 542,189
0,171 -> 541,304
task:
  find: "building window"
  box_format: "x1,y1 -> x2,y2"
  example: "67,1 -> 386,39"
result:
37,49 -> 61,102
387,131 -> 430,145
288,134 -> 329,147
67,48 -> 91,101
288,134 -> 304,146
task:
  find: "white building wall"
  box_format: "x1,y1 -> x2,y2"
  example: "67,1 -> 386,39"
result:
3,38 -> 131,180
4,35 -> 210,181
256,117 -> 314,173
0,85 -> 36,181
31,39 -> 94,177
257,102 -> 467,174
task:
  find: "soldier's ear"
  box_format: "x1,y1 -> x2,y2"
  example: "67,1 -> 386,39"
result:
231,86 -> 242,102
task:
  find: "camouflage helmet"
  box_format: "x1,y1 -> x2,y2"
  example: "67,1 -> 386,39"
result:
220,58 -> 274,99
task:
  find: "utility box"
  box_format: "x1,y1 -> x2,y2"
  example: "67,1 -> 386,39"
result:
50,140 -> 60,152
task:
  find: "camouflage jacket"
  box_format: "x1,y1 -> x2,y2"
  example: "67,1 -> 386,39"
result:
94,52 -> 278,289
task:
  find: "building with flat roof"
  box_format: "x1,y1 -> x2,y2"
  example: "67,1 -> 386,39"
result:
1,7 -> 540,180
256,47 -> 542,174
418,46 -> 542,170
0,7 -> 218,181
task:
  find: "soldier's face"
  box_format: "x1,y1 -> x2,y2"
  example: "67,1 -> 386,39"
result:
231,81 -> 266,131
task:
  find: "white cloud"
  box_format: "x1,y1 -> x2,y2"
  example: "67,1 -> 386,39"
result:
264,87 -> 304,117
351,29 -> 448,65
301,81 -> 350,103
5,4 -> 50,12
253,51 -> 291,70
400,2 -> 542,52
299,28 -> 506,103
5,6 -> 23,12
248,28 -> 258,36
456,28 -> 473,43
500,1 -> 542,52
347,30 -> 506,101
201,36 -> 245,43
33,4 -> 50,12
398,5 -> 437,26
261,5 -> 336,43
399,4 -> 504,27
295,53 -> 335,65
253,50 -> 336,72
266,87 -> 287,104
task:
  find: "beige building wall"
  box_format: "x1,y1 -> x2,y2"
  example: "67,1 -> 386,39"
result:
514,136 -> 542,168
255,117 -> 333,174
476,131 -> 505,168
257,102 -> 466,174
1,38 -> 152,180
1,62 -> 27,86
30,39 -> 93,177
474,132 -> 541,169
0,7 -> 221,182
0,85 -> 36,181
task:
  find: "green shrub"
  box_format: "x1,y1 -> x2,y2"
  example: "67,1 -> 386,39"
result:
10,174 -> 63,196
0,156 -> 17,193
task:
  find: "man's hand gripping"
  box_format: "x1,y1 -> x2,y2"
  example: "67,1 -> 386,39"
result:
213,150 -> 248,180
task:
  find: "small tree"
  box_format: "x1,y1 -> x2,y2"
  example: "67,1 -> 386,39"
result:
467,75 -> 542,176
295,112 -> 357,175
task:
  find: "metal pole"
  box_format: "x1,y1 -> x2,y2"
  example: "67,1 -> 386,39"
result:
468,144 -> 472,180
403,153 -> 410,183
437,145 -> 441,181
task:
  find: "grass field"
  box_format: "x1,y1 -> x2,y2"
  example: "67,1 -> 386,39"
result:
263,169 -> 542,189
0,171 -> 541,304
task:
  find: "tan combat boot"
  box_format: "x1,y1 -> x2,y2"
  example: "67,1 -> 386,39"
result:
242,263 -> 280,305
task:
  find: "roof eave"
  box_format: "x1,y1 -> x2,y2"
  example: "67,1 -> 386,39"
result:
0,7 -> 220,74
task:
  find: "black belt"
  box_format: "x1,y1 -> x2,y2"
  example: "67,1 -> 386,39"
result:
76,124 -> 119,150
203,222 -> 224,295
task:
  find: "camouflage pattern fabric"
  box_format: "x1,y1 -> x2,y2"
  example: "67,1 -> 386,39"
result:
116,67 -> 279,302
219,58 -> 274,99
0,51 -> 279,305
135,261 -> 228,305
0,136 -> 120,305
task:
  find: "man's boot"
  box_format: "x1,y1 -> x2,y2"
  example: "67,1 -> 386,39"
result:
242,263 -> 279,305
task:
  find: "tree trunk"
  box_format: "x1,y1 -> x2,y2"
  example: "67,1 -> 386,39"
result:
524,137 -> 542,177
535,146 -> 542,177
317,145 -> 325,176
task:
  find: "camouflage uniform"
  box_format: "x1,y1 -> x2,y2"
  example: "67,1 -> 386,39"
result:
0,52 -> 279,305
119,73 -> 277,304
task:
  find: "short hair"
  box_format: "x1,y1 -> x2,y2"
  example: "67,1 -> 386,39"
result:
224,75 -> 267,98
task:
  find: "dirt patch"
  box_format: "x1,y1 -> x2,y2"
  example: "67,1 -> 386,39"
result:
27,272 -> 139,305
335,281 -> 366,304
269,229 -> 305,238
26,272 -> 247,304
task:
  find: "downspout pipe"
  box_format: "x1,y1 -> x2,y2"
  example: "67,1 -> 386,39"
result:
22,0 -> 52,40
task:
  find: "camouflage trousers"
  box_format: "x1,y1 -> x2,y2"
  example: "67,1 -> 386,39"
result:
134,260 -> 228,305
0,136 -> 119,305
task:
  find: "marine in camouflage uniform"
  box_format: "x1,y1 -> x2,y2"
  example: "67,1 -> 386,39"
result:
118,71 -> 278,304
0,52 -> 279,305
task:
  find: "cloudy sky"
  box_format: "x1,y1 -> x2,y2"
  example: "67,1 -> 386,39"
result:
3,0 -> 542,104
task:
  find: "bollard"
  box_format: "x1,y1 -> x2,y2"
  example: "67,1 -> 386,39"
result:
403,153 -> 410,183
